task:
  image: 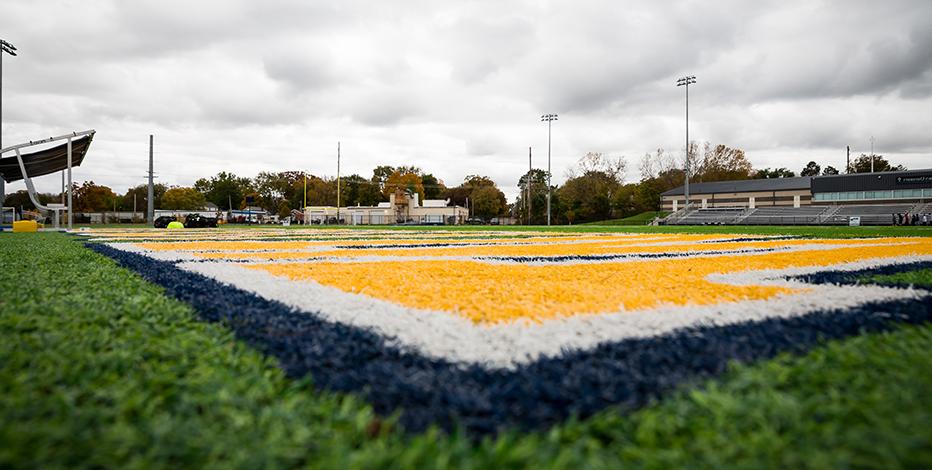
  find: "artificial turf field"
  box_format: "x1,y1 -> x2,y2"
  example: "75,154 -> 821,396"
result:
1,225 -> 931,468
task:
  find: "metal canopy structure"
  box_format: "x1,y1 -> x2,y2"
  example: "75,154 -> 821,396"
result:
0,129 -> 96,230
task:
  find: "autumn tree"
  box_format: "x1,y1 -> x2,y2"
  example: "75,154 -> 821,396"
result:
162,187 -> 208,210
383,170 -> 424,202
693,143 -> 752,182
73,182 -> 117,212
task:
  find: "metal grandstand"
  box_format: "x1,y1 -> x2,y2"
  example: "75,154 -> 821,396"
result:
663,202 -> 932,226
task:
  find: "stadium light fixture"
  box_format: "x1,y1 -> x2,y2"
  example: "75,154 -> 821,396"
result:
676,75 -> 696,212
0,39 -> 17,150
540,113 -> 558,226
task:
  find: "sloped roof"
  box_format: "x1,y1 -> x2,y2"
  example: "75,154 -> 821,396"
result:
0,135 -> 94,183
661,176 -> 812,196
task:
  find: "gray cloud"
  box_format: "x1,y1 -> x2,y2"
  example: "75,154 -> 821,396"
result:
1,0 -> 930,201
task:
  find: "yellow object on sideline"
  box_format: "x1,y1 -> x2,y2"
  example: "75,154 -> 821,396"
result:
12,220 -> 39,232
166,221 -> 184,229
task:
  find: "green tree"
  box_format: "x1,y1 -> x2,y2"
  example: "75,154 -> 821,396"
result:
469,186 -> 507,221
753,168 -> 796,179
339,174 -> 382,207
800,161 -> 821,177
304,176 -> 337,206
1,190 -> 57,212
254,171 -> 302,211
162,187 -> 207,210
514,169 -> 549,224
118,184 -> 167,211
370,166 -> 396,192
421,173 -> 446,199
194,172 -> 253,210
822,166 -> 840,176
847,154 -> 906,173
557,171 -> 620,224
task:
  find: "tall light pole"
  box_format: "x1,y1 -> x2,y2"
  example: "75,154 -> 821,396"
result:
541,113 -> 557,225
676,75 -> 696,212
870,136 -> 875,173
1,39 -> 18,150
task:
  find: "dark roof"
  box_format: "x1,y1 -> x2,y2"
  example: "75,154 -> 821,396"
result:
811,168 -> 932,192
661,176 -> 812,196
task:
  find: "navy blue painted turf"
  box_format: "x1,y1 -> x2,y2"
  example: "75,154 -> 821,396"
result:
88,242 -> 932,436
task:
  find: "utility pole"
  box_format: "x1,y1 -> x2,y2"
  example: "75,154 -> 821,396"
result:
147,135 -> 154,223
846,145 -> 850,174
676,75 -> 696,212
870,136 -> 875,173
0,39 -> 18,150
541,113 -> 558,225
336,142 -> 341,225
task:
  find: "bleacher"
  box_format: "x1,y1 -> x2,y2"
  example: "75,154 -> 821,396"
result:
740,206 -> 828,225
664,202 -> 931,226
665,207 -> 746,225
824,203 -> 922,225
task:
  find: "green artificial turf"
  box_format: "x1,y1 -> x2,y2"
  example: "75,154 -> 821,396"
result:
1,232 -> 930,468
863,268 -> 932,288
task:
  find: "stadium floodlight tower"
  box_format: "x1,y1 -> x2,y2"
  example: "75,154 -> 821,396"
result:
676,75 -> 696,212
1,39 -> 18,150
540,113 -> 557,225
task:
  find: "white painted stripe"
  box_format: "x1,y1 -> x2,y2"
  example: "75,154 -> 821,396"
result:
175,254 -> 931,370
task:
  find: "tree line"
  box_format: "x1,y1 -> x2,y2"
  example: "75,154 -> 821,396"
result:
3,145 -> 907,224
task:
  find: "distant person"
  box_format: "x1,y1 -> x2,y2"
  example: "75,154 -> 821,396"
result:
897,213 -> 903,225
892,213 -> 898,226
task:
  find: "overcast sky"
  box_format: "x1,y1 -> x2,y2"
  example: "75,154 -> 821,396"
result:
2,0 -> 931,202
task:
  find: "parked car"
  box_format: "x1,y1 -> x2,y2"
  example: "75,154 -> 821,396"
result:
465,217 -> 485,225
184,213 -> 219,228
153,215 -> 176,228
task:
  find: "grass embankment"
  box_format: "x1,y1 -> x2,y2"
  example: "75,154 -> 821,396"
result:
582,211 -> 667,225
1,232 -> 930,467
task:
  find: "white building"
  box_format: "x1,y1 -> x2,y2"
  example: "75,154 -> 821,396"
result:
304,192 -> 469,225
